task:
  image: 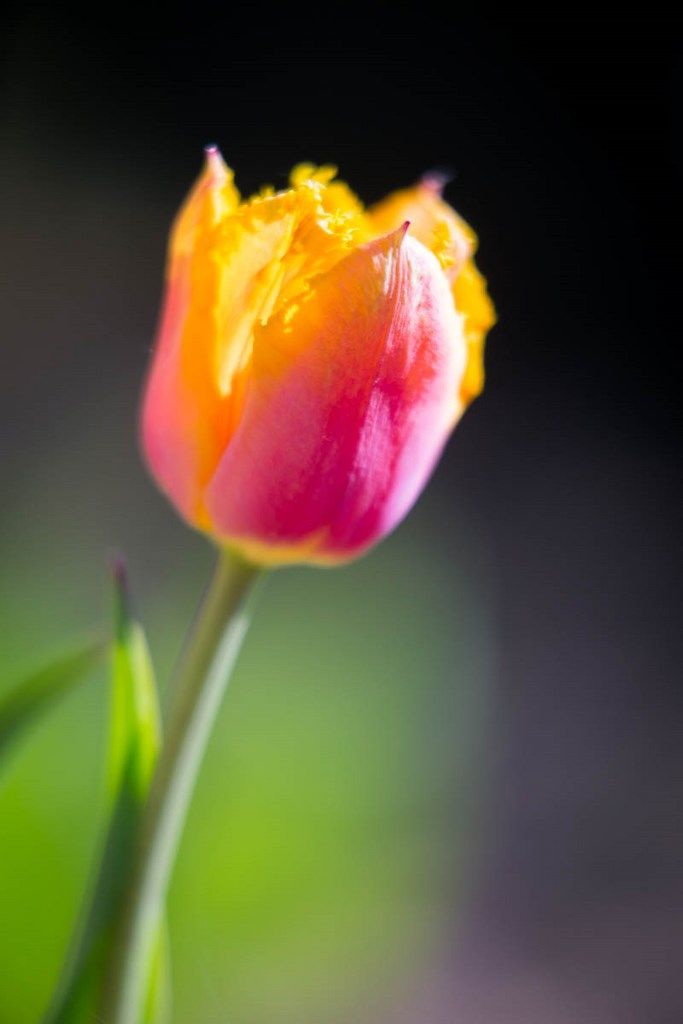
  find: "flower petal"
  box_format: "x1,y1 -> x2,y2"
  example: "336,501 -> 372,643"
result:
454,257 -> 496,402
204,228 -> 465,565
141,152 -> 359,527
369,177 -> 496,403
369,175 -> 473,277
140,147 -> 240,525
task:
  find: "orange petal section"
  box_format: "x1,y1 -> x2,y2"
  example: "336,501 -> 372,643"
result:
141,147 -> 240,525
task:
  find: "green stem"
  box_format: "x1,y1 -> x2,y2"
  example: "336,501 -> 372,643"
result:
101,548 -> 261,1024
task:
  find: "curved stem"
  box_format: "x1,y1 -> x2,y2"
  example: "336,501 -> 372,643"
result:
101,548 -> 262,1024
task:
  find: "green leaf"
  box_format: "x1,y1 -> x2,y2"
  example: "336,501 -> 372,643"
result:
142,918 -> 172,1024
45,559 -> 169,1024
108,559 -> 161,804
0,640 -> 104,767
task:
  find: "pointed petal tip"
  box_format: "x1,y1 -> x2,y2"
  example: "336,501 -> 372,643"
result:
203,143 -> 227,178
373,221 -> 410,255
390,221 -> 411,247
420,168 -> 454,195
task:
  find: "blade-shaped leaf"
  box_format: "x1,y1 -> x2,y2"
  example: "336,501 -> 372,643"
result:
45,559 -> 169,1024
0,640 -> 104,767
107,558 -> 161,803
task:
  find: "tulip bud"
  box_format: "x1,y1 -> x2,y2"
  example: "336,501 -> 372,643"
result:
141,152 -> 495,566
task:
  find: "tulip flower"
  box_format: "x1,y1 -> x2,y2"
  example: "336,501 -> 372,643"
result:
141,150 -> 495,566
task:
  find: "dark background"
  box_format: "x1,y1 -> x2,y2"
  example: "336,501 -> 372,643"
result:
1,6 -> 681,1022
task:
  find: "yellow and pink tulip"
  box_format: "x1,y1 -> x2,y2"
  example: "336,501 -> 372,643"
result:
141,150 -> 495,566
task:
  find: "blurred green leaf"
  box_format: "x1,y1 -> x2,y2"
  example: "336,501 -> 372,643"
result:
142,919 -> 172,1024
107,559 -> 161,803
0,641 -> 104,766
45,559 -> 167,1024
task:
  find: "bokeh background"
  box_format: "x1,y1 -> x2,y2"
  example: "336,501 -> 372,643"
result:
1,7 -> 680,1023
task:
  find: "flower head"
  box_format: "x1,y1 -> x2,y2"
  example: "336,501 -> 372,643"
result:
141,150 -> 495,566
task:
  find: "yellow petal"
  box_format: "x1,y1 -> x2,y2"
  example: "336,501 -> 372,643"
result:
210,175 -> 364,400
454,258 -> 496,402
